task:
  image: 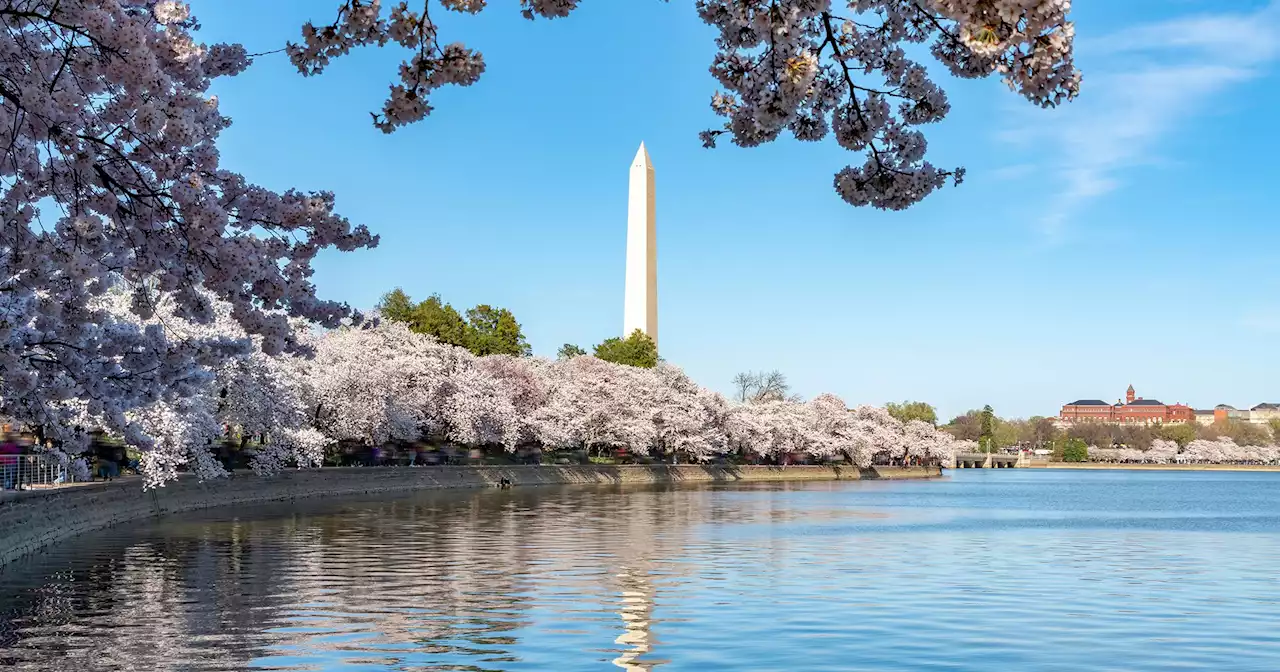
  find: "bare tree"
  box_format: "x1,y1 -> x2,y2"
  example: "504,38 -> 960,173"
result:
732,371 -> 794,404
731,372 -> 757,404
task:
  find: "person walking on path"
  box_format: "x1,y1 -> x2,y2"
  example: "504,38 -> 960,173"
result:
0,432 -> 22,490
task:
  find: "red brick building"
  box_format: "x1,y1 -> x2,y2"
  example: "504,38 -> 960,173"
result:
1060,385 -> 1194,425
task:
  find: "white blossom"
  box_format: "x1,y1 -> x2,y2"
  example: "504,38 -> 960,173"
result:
1084,438 -> 1280,466
0,1 -> 377,452
288,0 -> 1080,209
0,1 -> 1083,484
61,289 -> 329,487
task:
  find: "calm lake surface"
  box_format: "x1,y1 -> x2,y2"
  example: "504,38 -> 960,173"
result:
3,470 -> 1280,671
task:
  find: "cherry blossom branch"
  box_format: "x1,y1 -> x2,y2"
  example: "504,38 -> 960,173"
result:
284,1 -> 1076,209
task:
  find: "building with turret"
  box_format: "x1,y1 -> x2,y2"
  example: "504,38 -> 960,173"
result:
1060,385 -> 1195,425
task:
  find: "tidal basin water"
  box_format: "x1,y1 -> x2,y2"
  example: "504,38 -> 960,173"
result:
4,470 -> 1280,671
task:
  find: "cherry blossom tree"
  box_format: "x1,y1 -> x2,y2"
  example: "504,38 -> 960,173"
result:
1087,436 -> 1280,466
1,1 -> 377,449
288,0 -> 1079,210
471,354 -> 551,448
950,438 -> 979,456
807,393 -> 871,466
75,288 -> 330,487
56,293 -> 1018,484
127,392 -> 234,487
848,404 -> 907,463
1147,439 -> 1178,464
213,342 -> 332,477
305,320 -> 450,447
533,354 -> 656,455
903,418 -> 957,464
736,400 -> 820,462
724,401 -> 772,460
646,364 -> 729,461
439,362 -> 522,448
1,1 -> 1083,461
1180,438 -> 1232,465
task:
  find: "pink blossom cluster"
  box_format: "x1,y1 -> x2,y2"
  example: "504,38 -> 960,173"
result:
1086,439 -> 1179,465
287,0 -> 1079,209
1176,438 -> 1279,465
302,318 -> 965,467
71,301 -> 965,486
63,289 -> 333,488
697,0 -> 1079,209
0,2 -> 1082,472
1087,438 -> 1280,465
0,0 -> 377,458
287,1 -> 487,132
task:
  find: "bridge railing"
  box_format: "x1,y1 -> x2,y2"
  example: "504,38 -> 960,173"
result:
0,453 -> 88,492
951,452 -> 1026,468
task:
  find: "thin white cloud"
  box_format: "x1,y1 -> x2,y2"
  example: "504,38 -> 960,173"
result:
1005,2 -> 1280,243
988,163 -> 1037,180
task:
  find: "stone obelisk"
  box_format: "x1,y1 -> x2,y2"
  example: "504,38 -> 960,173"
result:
623,142 -> 657,346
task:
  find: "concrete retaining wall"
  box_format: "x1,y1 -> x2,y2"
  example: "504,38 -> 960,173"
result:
0,464 -> 939,569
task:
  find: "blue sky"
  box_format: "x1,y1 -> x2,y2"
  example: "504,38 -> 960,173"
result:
193,1 -> 1280,421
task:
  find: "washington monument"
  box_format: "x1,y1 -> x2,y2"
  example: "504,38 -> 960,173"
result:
623,143 -> 657,346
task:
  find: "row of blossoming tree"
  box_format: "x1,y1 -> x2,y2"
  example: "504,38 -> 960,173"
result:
4,1 -> 1076,488
1086,439 -> 1280,466
65,290 -> 969,488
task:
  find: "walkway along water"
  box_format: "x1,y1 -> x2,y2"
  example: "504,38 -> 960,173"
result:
0,464 -> 941,569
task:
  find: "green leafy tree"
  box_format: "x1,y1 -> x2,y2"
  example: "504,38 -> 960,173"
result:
376,290 -> 529,356
979,405 -> 996,452
992,418 -> 1019,450
1156,422 -> 1198,448
417,294 -> 470,348
1062,438 -> 1088,463
558,343 -> 586,360
377,289 -> 467,346
886,401 -> 938,426
465,305 -> 531,356
594,329 -> 658,368
376,288 -> 416,323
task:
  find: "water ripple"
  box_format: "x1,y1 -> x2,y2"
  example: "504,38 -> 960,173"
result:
3,471 -> 1280,670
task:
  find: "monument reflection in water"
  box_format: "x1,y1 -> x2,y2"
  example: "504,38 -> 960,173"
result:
0,484 -> 715,670
6,471 -> 1280,671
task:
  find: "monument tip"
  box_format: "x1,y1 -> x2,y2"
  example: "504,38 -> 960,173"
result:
633,142 -> 651,167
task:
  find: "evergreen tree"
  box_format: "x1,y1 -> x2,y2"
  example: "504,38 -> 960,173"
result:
375,288 -> 416,324
979,405 -> 996,452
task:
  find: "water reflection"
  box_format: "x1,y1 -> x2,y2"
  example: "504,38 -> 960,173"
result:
3,472 -> 1280,671
613,566 -> 661,671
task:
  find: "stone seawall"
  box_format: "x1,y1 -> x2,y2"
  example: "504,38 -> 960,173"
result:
0,464 -> 939,569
